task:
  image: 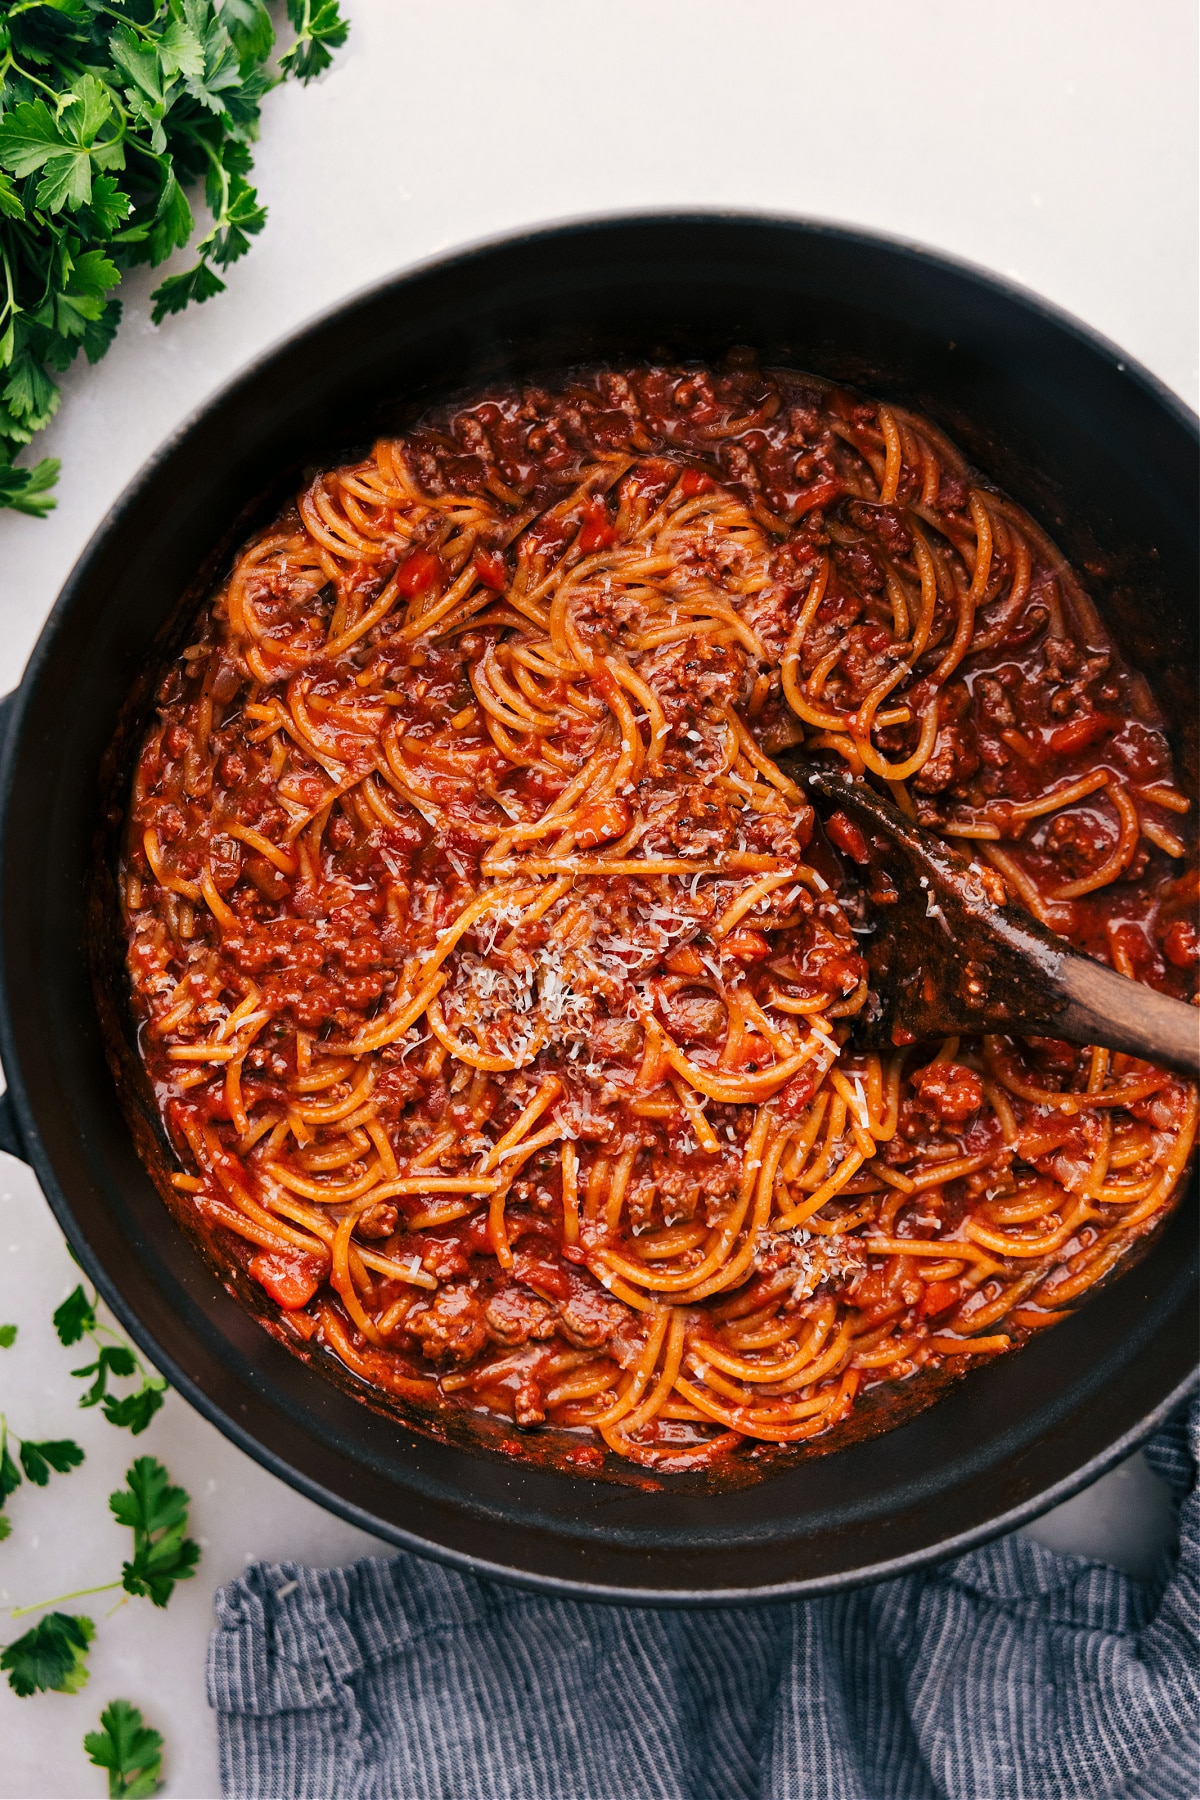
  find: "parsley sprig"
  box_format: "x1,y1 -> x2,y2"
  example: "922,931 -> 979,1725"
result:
6,1455 -> 199,1647
85,1699 -> 165,1797
0,1412 -> 86,1540
0,1314 -> 85,1540
110,1453 -> 202,1606
0,1608 -> 94,1695
54,1283 -> 168,1432
0,0 -> 349,516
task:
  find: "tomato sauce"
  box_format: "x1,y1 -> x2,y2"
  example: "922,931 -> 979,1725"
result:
115,361 -> 1198,1477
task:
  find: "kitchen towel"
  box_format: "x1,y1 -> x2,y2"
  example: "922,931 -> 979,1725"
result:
208,1396 -> 1198,1800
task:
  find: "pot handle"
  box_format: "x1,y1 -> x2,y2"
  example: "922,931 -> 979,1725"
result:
0,690 -> 30,1164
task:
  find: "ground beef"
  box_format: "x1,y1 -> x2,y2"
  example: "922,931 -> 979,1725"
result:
909,1061 -> 984,1124
407,1285 -> 488,1363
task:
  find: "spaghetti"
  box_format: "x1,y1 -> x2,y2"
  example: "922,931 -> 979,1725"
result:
118,363 -> 1199,1475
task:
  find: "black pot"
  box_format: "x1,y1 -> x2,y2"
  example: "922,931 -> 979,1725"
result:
1,213 -> 1195,1604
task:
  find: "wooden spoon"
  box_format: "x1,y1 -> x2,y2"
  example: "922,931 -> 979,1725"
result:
801,769 -> 1200,1079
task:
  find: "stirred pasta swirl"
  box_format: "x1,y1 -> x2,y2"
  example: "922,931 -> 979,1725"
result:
119,363 -> 1198,1474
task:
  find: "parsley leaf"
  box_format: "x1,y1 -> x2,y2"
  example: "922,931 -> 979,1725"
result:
0,1323 -> 16,1348
150,259 -> 226,322
110,1458 -> 200,1607
108,29 -> 167,111
281,0 -> 350,83
0,1438 -> 19,1504
0,174 -> 24,223
0,98 -> 71,181
4,350 -> 60,433
53,1284 -> 97,1346
73,1343 -> 137,1406
1,1611 -> 94,1697
223,0 -> 275,67
0,76 -> 122,215
0,0 -> 349,513
208,170 -> 267,268
101,1380 -> 166,1436
87,175 -> 132,238
0,1411 -> 86,1523
85,1699 -> 165,1798
18,1437 -> 86,1486
55,1283 -> 169,1430
144,172 -> 196,267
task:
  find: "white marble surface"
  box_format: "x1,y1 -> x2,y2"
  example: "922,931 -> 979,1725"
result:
0,1 -> 1194,1792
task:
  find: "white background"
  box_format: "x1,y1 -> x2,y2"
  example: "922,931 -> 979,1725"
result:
0,1 -> 1195,1793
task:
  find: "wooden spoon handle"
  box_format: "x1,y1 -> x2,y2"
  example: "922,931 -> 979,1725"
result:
800,766 -> 1199,1078
1054,950 -> 1200,1078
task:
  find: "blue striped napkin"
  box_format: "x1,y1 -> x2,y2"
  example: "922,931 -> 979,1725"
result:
208,1397 -> 1197,1800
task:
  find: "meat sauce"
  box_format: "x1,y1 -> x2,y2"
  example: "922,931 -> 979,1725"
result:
116,360 -> 1198,1476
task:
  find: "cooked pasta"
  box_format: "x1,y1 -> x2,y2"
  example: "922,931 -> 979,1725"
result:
117,362 -> 1198,1474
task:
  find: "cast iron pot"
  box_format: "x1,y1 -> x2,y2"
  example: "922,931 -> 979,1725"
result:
0,214 -> 1195,1604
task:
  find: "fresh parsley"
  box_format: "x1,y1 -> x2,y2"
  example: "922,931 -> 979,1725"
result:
54,1283 -> 167,1433
0,0 -> 349,515
51,1281 -> 98,1344
0,1322 -> 16,1347
17,1434 -> 86,1485
8,1455 -> 200,1628
110,1455 -> 201,1606
279,0 -> 348,82
0,1410 -> 85,1531
1,1609 -> 94,1696
85,1698 -> 165,1798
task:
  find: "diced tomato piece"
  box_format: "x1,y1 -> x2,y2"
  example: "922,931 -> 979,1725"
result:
825,810 -> 871,866
1045,712 -> 1119,756
721,927 -> 772,962
665,945 -> 706,977
1163,919 -> 1200,968
776,1069 -> 818,1118
792,474 -> 841,519
578,502 -> 617,554
921,1281 -> 960,1318
473,549 -> 508,590
512,1247 -> 572,1302
731,1032 -> 773,1070
249,1249 -> 323,1310
680,467 -> 714,496
1016,1116 -> 1084,1159
575,798 -> 631,848
394,550 -> 443,597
